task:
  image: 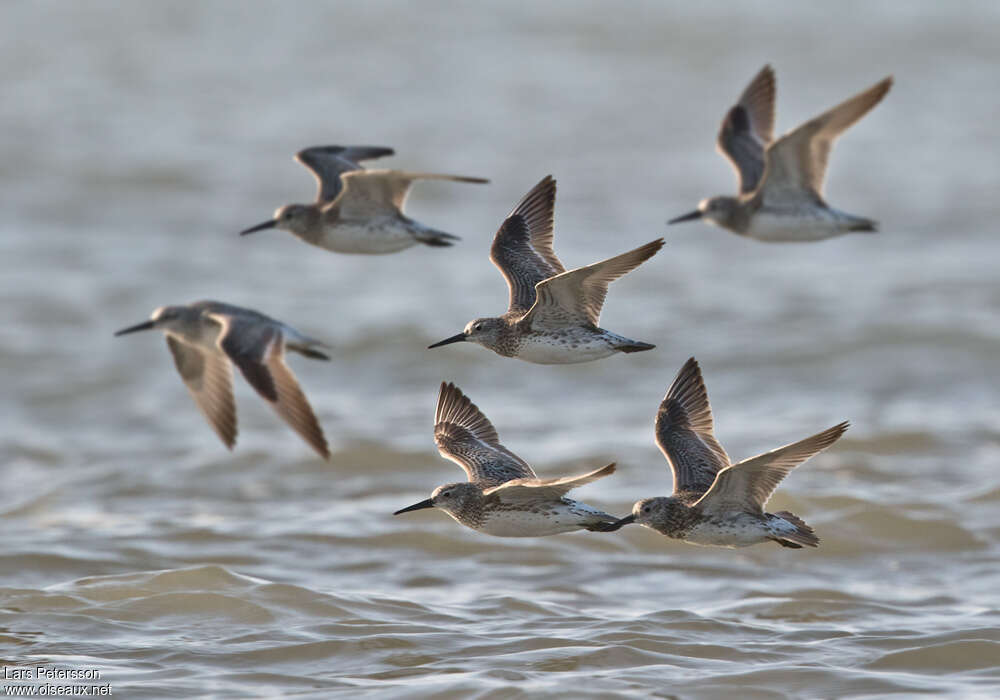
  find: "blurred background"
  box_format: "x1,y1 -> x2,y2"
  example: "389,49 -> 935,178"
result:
2,2 -> 998,697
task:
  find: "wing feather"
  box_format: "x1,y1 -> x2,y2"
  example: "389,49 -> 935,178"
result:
334,170 -> 488,219
263,346 -> 330,459
215,314 -> 329,459
166,335 -> 238,449
655,357 -> 730,500
484,463 -> 616,502
761,77 -> 892,203
695,422 -> 848,514
717,65 -> 776,194
433,383 -> 534,486
523,239 -> 663,328
489,176 -> 563,315
295,145 -> 394,202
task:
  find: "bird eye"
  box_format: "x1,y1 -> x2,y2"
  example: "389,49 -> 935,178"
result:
643,506 -> 651,514
443,491 -> 451,498
473,323 -> 482,331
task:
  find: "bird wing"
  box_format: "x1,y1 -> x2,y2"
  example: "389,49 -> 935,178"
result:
760,77 -> 892,204
334,169 -> 488,219
488,175 -> 564,315
433,382 -> 535,487
694,422 -> 848,515
212,313 -> 329,459
655,357 -> 731,500
165,335 -> 237,449
717,65 -> 776,194
295,145 -> 395,202
483,463 -> 616,502
522,239 -> 663,329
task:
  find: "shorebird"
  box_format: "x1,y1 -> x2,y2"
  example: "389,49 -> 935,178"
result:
607,358 -> 847,548
428,176 -> 664,363
668,66 -> 893,242
240,144 -> 489,253
114,300 -> 330,458
393,382 -> 621,536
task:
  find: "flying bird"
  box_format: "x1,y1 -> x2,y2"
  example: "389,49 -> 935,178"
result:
115,300 -> 331,458
394,382 -> 621,536
240,145 -> 488,253
429,175 -> 663,363
607,357 -> 847,548
669,66 -> 892,242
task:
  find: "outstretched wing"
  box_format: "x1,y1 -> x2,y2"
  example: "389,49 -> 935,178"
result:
489,175 -> 564,315
334,169 -> 488,219
484,463 -> 616,502
165,335 -> 238,449
433,382 -> 535,487
295,145 -> 394,202
717,65 -> 776,194
655,357 -> 730,500
761,77 -> 892,204
695,422 -> 848,514
212,314 -> 329,459
522,239 -> 663,329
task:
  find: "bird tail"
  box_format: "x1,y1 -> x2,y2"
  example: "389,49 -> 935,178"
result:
616,340 -> 655,353
848,216 -> 878,233
286,338 -> 331,361
586,516 -> 630,532
413,227 -> 461,247
769,511 -> 819,548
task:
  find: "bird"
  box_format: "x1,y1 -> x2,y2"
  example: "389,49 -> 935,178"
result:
428,175 -> 664,363
239,144 -> 489,253
606,357 -> 848,548
668,66 -> 893,242
114,300 -> 331,458
393,382 -> 622,536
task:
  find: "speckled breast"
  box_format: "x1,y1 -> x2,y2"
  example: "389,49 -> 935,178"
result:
683,514 -> 771,548
478,506 -> 589,537
514,332 -> 618,364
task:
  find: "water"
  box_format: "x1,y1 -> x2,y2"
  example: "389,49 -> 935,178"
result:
3,1 -> 999,697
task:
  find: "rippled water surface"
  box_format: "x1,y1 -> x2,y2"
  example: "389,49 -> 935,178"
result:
3,2 -> 1000,697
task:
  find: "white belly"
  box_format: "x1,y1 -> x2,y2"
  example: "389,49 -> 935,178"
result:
315,219 -> 418,254
746,212 -> 845,242
515,334 -> 618,365
475,507 -> 588,537
683,516 -> 770,548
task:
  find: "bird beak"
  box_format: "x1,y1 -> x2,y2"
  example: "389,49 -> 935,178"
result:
668,210 -> 703,225
114,320 -> 156,336
239,219 -> 278,236
394,498 -> 435,515
610,514 -> 636,528
427,333 -> 467,349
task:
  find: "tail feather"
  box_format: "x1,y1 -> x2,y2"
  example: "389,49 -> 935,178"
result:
770,511 -> 819,548
848,216 -> 878,233
586,517 -> 630,532
287,341 -> 331,361
617,341 -> 655,354
583,509 -> 626,532
399,173 -> 489,185
414,228 -> 461,247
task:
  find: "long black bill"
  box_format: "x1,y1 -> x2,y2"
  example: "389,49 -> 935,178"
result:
667,210 -> 703,225
393,498 -> 435,515
427,333 -> 467,349
239,219 -> 278,236
114,320 -> 156,336
610,514 -> 636,528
